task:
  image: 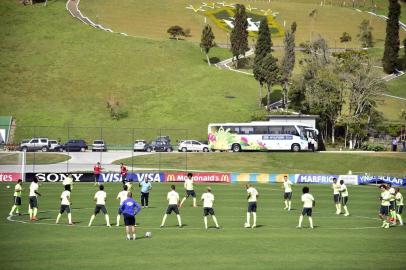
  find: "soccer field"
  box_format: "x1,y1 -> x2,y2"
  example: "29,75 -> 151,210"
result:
1,182 -> 405,270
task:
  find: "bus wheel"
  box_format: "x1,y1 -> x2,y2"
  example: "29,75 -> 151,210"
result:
291,144 -> 301,152
232,144 -> 241,152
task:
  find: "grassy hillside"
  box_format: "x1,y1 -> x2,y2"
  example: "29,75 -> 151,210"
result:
0,1 -> 263,142
80,0 -> 400,47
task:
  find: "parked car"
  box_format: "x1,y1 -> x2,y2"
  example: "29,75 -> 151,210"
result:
56,140 -> 88,152
20,138 -> 49,152
92,140 -> 107,152
178,140 -> 209,152
133,140 -> 148,152
48,140 -> 62,151
145,140 -> 173,152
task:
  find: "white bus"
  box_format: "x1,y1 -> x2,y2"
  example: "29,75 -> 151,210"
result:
208,121 -> 318,152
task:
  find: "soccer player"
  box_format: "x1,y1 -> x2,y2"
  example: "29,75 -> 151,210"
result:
139,178 -> 152,208
245,184 -> 258,228
378,184 -> 391,229
120,163 -> 128,183
282,175 -> 293,211
9,179 -> 23,217
180,173 -> 197,208
28,177 -> 41,221
201,187 -> 220,230
339,180 -> 350,216
93,162 -> 102,185
297,186 -> 315,229
124,180 -> 133,191
395,188 -> 403,226
120,192 -> 141,240
160,185 -> 182,228
116,185 -> 129,226
62,174 -> 73,191
88,185 -> 111,227
332,178 -> 341,215
388,183 -> 397,225
56,185 -> 73,225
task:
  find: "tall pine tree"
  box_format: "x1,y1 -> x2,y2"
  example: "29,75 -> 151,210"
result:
259,53 -> 280,108
230,4 -> 249,67
382,0 -> 400,73
200,24 -> 215,65
281,22 -> 297,108
253,18 -> 272,107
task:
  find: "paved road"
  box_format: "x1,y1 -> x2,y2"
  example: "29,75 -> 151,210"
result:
0,151 -> 151,173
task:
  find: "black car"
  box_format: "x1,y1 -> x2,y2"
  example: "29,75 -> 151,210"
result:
56,140 -> 88,152
145,140 -> 173,152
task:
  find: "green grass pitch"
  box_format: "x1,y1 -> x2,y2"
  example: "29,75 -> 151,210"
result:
1,182 -> 405,270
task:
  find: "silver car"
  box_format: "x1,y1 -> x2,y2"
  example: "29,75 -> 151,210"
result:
92,140 -> 107,152
133,140 -> 147,152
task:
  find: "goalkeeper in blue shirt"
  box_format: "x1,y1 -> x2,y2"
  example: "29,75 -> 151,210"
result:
120,192 -> 141,240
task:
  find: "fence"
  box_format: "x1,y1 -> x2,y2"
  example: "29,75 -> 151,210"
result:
0,125 -> 192,173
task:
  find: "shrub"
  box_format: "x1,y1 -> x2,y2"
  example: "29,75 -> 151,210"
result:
360,142 -> 386,151
106,95 -> 128,121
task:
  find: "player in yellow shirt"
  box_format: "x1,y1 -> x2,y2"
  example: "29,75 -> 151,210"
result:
331,178 -> 341,215
378,184 -> 391,229
9,179 -> 23,217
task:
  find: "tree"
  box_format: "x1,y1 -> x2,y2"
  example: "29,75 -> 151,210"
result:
403,38 -> 406,70
200,24 -> 215,65
339,32 -> 352,49
280,22 -> 297,108
305,67 -> 343,144
258,53 -> 280,108
230,4 -> 249,67
167,25 -> 185,40
382,0 -> 401,74
253,18 -> 272,107
357,19 -> 374,48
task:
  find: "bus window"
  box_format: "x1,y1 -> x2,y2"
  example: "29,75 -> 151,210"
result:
240,127 -> 254,134
254,126 -> 269,134
268,126 -> 283,134
283,126 -> 299,136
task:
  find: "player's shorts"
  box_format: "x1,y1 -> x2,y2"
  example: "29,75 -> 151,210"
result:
13,196 -> 21,206
94,204 -> 108,215
302,207 -> 313,216
117,207 -> 122,215
380,205 -> 389,216
29,196 -> 38,208
284,192 -> 292,200
185,190 -> 196,198
341,196 -> 348,206
389,200 -> 396,211
247,202 -> 257,213
60,204 -> 71,214
123,214 -> 135,226
333,194 -> 340,204
397,205 -> 403,215
203,207 -> 215,216
166,204 -> 180,215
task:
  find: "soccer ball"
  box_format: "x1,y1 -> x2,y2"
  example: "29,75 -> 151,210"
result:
244,222 -> 250,228
6,185 -> 10,189
145,231 -> 152,238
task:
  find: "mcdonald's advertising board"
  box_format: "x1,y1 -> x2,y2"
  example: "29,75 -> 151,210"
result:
164,172 -> 231,183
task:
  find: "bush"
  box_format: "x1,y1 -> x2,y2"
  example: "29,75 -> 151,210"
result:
360,142 -> 386,151
106,96 -> 128,121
